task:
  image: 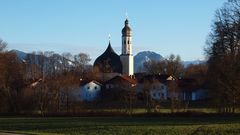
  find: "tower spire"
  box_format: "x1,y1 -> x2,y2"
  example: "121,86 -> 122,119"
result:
120,17 -> 134,76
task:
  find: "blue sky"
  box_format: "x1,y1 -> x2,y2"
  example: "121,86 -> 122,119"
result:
0,0 -> 226,61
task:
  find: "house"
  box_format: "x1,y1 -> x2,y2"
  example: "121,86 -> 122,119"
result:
102,75 -> 137,101
105,75 -> 137,90
72,80 -> 102,101
191,88 -> 208,101
137,74 -> 175,100
178,78 -> 208,101
148,79 -> 168,100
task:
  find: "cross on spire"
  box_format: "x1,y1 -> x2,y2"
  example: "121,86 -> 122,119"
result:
125,11 -> 128,19
108,34 -> 111,42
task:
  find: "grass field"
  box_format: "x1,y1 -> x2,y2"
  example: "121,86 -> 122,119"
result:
0,116 -> 240,135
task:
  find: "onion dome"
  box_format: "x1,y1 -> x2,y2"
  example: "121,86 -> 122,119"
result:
122,19 -> 132,37
93,42 -> 122,73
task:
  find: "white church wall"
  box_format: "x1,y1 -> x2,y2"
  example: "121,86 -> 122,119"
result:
120,55 -> 134,76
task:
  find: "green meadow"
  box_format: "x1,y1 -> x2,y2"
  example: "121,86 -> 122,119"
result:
0,116 -> 239,135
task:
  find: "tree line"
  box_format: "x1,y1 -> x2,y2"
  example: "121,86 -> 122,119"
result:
205,0 -> 240,113
140,0 -> 240,113
0,38 -> 207,115
0,41 -> 95,115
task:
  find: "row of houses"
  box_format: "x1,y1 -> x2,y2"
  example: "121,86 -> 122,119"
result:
73,74 -> 208,102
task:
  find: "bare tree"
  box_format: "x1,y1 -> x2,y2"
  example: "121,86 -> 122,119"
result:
142,80 -> 154,113
74,53 -> 91,66
144,54 -> 184,78
165,54 -> 184,78
144,60 -> 165,75
183,63 -> 208,90
168,81 -> 180,113
62,52 -> 73,72
0,52 -> 25,113
0,39 -> 7,52
205,0 -> 240,113
120,86 -> 137,116
74,53 -> 91,77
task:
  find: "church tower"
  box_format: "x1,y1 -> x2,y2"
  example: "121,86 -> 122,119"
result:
120,19 -> 134,76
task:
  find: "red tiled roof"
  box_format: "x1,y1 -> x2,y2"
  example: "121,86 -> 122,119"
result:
105,75 -> 137,84
80,80 -> 102,86
121,75 -> 138,84
137,74 -> 175,83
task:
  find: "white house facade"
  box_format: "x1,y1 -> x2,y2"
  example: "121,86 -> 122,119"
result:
72,81 -> 102,101
149,83 -> 168,100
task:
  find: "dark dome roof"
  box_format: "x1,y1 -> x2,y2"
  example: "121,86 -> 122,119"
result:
122,19 -> 132,37
93,42 -> 122,73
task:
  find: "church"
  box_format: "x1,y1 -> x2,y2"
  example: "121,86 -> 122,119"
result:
76,19 -> 208,102
93,19 -> 134,80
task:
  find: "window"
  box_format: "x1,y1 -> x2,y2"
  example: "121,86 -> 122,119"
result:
95,86 -> 97,90
87,86 -> 90,90
153,93 -> 156,97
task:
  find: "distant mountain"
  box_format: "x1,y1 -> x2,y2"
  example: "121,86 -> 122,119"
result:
10,50 -> 27,62
134,51 -> 163,73
183,60 -> 205,68
11,49 -> 205,74
10,50 -> 74,73
134,51 -> 206,73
